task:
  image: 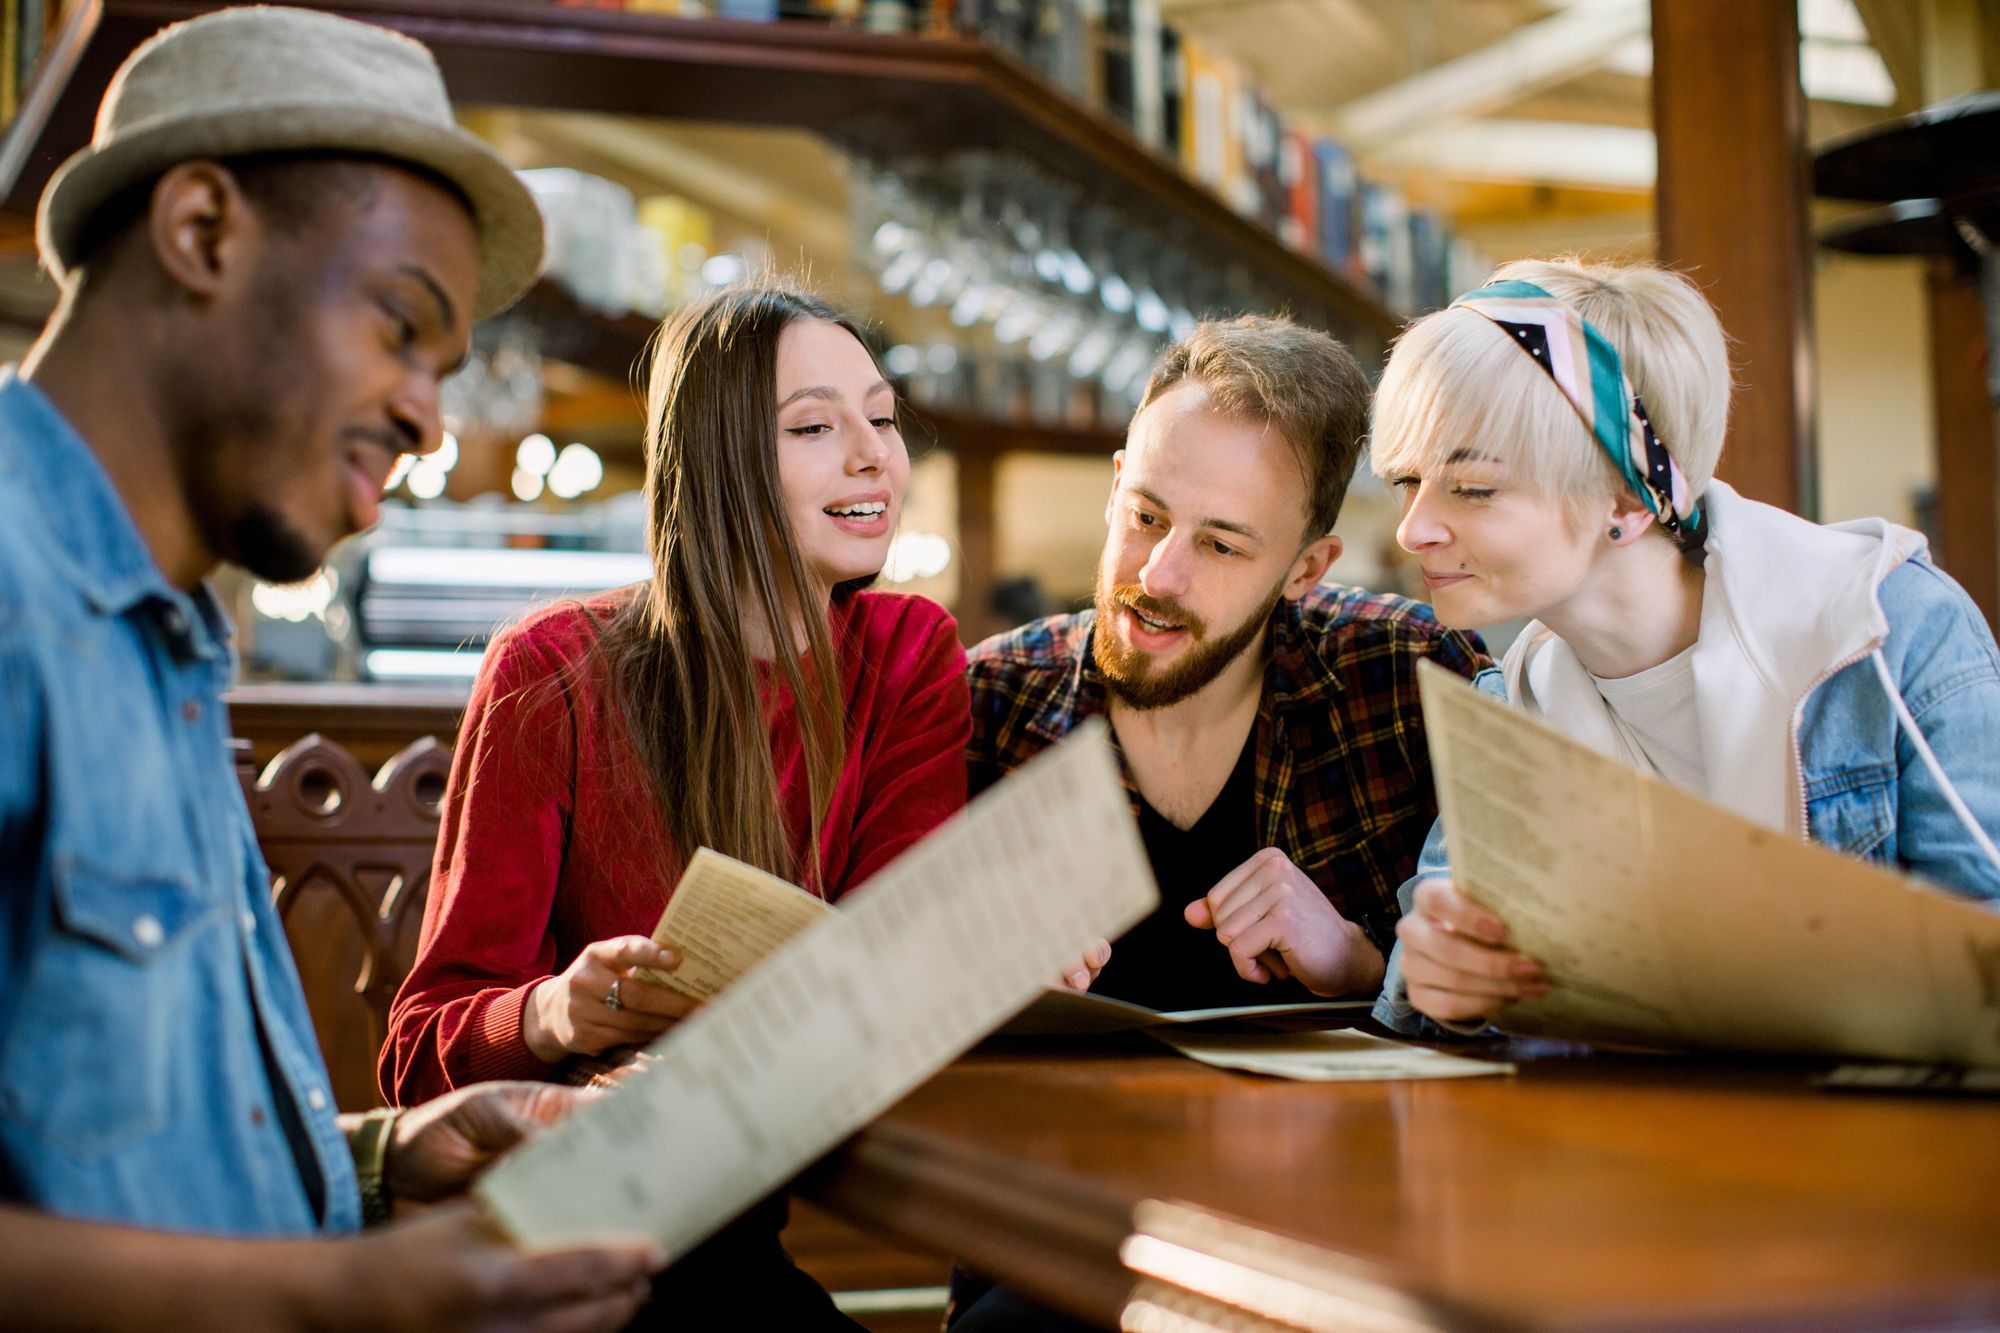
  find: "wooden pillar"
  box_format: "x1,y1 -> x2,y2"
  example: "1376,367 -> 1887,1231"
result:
1929,259 -> 1998,627
954,444 -> 999,646
1651,0 -> 1815,515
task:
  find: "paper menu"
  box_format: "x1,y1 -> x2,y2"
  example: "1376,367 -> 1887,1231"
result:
996,993 -> 1497,1080
1152,1029 -> 1513,1082
638,849 -> 834,999
997,989 -> 1371,1037
476,720 -> 1160,1255
1416,660 -> 2000,1066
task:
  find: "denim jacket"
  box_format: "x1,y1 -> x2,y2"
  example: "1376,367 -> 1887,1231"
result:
1378,485 -> 2000,1034
0,371 -> 357,1233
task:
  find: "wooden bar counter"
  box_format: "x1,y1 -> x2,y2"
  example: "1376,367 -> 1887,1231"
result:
802,1041 -> 2000,1331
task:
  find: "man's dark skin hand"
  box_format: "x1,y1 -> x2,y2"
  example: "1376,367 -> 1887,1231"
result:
375,1081 -> 594,1211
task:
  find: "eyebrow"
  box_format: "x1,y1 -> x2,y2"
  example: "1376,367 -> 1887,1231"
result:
1445,448 -> 1503,465
397,264 -> 459,337
778,380 -> 893,410
1132,486 -> 1263,543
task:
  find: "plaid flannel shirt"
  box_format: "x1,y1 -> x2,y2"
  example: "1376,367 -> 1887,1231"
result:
966,585 -> 1490,954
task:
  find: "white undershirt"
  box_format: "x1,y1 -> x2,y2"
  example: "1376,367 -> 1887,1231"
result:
1589,643 -> 1707,793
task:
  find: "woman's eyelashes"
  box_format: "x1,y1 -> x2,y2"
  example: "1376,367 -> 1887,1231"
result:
1389,474 -> 1497,502
783,406 -> 899,437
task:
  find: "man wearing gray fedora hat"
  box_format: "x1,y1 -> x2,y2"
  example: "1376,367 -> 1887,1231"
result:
0,7 -> 664,1330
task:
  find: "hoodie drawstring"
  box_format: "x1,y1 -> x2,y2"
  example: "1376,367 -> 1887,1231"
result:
1869,648 -> 2000,875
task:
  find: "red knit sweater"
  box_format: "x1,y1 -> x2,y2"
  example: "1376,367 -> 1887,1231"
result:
381,589 -> 970,1104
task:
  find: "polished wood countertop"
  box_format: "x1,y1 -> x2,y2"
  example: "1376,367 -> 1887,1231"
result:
804,1041 -> 2000,1331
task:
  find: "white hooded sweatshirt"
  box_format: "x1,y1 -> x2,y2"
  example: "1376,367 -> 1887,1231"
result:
1501,480 -> 1928,838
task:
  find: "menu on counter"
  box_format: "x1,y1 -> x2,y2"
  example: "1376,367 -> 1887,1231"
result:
477,721 -> 1161,1255
1417,660 -> 2000,1067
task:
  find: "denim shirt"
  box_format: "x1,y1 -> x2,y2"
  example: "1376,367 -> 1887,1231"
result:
0,371 -> 358,1233
1376,555 -> 2000,1035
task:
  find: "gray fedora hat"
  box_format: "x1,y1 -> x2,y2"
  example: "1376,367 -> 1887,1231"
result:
37,5 -> 544,319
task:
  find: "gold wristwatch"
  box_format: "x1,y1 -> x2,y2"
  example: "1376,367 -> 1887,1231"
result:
349,1106 -> 406,1228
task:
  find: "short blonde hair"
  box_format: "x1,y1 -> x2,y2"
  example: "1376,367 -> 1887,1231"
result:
1369,258 -> 1733,521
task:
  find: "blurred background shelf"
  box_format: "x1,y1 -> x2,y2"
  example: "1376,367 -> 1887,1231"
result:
0,0 -> 1396,340
0,0 -> 1984,653
0,1 -> 1435,649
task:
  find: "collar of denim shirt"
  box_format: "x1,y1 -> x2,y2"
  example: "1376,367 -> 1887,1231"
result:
0,367 -> 232,663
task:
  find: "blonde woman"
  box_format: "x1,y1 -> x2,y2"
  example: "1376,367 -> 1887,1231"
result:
1368,258 -> 2000,1033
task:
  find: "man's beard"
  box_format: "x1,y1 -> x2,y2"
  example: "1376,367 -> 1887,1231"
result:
1091,575 -> 1283,711
231,503 -> 323,584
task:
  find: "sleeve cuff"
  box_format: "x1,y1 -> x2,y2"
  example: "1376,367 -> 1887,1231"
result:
1372,966 -> 1495,1042
1434,1015 -> 1499,1037
463,982 -> 557,1084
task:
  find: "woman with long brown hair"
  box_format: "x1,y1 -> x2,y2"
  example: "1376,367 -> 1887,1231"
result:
382,282 -> 971,1323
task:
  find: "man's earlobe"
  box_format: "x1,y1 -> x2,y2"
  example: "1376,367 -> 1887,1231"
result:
1286,533 -> 1343,596
149,161 -> 248,298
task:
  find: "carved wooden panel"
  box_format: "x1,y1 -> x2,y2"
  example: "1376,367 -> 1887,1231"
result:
246,733 -> 450,1112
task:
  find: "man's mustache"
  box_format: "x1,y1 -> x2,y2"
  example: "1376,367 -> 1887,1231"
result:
1109,586 -> 1208,638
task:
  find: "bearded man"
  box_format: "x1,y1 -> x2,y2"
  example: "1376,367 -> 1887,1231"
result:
965,316 -> 1489,1008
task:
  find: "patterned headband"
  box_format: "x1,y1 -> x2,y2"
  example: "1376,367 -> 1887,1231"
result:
1450,279 -> 1703,540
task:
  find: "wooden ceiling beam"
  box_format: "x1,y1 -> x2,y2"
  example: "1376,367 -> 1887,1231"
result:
1327,0 -> 1649,150
1852,0 -> 1924,109
1368,119 -> 1655,190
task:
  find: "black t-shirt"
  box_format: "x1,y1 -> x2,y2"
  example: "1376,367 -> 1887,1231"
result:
1090,732 -> 1317,1011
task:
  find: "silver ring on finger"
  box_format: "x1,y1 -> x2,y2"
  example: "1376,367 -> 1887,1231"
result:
603,977 -> 623,1012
